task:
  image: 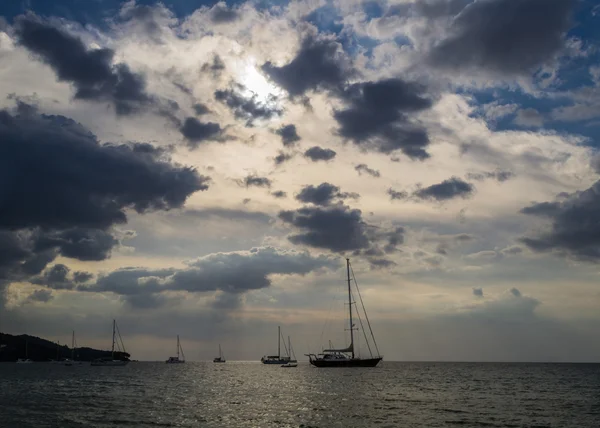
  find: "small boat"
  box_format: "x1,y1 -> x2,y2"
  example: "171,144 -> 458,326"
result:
213,344 -> 226,363
306,258 -> 383,368
165,335 -> 185,364
16,340 -> 33,363
91,320 -> 130,366
281,362 -> 298,368
261,326 -> 296,365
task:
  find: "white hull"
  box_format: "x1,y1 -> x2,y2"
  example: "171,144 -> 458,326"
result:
281,362 -> 298,368
16,359 -> 33,364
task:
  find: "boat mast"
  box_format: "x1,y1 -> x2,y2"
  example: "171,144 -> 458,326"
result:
347,258 -> 355,359
288,336 -> 291,358
111,319 -> 116,359
278,325 -> 281,358
71,331 -> 75,360
219,344 -> 222,359
177,335 -> 180,359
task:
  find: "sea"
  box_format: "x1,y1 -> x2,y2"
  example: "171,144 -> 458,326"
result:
0,362 -> 598,427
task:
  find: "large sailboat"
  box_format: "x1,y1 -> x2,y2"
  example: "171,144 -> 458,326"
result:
261,326 -> 296,365
16,340 -> 33,364
64,331 -> 82,366
91,320 -> 130,366
306,258 -> 383,368
281,336 -> 298,368
213,344 -> 226,363
165,335 -> 185,364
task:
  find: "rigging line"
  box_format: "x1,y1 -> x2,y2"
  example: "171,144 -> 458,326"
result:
319,278 -> 343,350
352,292 -> 373,358
280,329 -> 289,357
351,264 -> 380,357
115,323 -> 126,354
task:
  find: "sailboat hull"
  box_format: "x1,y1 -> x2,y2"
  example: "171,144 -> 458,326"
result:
309,357 -> 382,368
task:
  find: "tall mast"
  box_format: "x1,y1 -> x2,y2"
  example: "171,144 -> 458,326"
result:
288,336 -> 291,358
278,325 -> 281,358
219,344 -> 222,359
112,319 -> 116,359
347,258 -> 355,359
177,335 -> 180,358
71,331 -> 75,360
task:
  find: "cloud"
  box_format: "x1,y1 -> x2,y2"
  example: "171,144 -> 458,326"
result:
239,174 -> 272,189
355,164 -> 381,178
414,177 -> 474,201
209,2 -> 240,24
279,205 -> 372,252
181,208 -> 272,225
179,117 -> 224,147
466,170 -> 514,182
0,105 -> 206,298
333,79 -> 433,159
201,55 -> 226,76
215,86 -> 282,126
85,247 -> 339,298
271,190 -> 287,199
472,287 -> 484,297
262,34 -> 352,97
519,181 -> 600,260
275,124 -> 301,146
427,0 -> 575,76
514,108 -> 545,127
304,146 -> 337,162
193,103 -> 210,115
26,289 -> 54,303
387,188 -> 408,201
14,14 -> 155,116
31,263 -> 93,290
295,183 -> 359,206
274,151 -> 294,166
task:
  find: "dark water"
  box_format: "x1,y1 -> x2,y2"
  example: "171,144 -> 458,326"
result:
0,362 -> 599,427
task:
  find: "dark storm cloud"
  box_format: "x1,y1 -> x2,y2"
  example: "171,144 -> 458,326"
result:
467,170 -> 514,182
295,183 -> 359,206
274,151 -> 294,166
14,14 -> 154,115
414,177 -> 474,201
262,35 -> 352,97
0,106 -> 207,297
387,189 -> 408,201
279,204 -> 405,257
355,164 -> 381,178
26,289 -> 54,303
271,190 -> 287,199
193,103 -> 210,115
519,181 -> 600,260
31,263 -> 92,290
239,174 -> 272,189
334,79 -> 433,159
215,87 -> 282,126
276,124 -> 301,146
179,117 -> 223,147
304,146 -> 337,162
427,0 -> 575,75
279,205 -> 371,252
209,2 -> 240,24
473,287 -> 484,297
85,247 -> 339,297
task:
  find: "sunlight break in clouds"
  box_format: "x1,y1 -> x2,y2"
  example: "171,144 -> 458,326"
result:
0,0 -> 599,362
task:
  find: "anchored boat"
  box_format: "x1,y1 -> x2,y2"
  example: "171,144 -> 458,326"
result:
166,335 -> 185,364
306,258 -> 383,368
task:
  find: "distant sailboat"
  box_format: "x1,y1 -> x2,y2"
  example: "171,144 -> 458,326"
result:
166,335 -> 185,364
261,326 -> 296,365
213,344 -> 226,363
306,258 -> 383,367
91,320 -> 129,366
64,331 -> 82,366
16,340 -> 33,364
281,336 -> 298,368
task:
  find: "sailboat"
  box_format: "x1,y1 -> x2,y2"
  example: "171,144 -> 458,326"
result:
64,331 -> 82,366
306,258 -> 383,367
91,320 -> 130,366
16,340 -> 33,363
281,336 -> 298,367
261,326 -> 295,364
165,335 -> 185,364
213,344 -> 226,363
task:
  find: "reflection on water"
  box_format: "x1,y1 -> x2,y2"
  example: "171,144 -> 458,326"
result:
0,362 -> 599,427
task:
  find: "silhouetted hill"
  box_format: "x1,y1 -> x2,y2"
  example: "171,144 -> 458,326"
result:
0,333 -> 130,362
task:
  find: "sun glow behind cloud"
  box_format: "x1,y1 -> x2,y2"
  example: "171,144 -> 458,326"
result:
239,60 -> 283,104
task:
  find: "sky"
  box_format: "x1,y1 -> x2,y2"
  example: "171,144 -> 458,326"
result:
0,0 -> 599,362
